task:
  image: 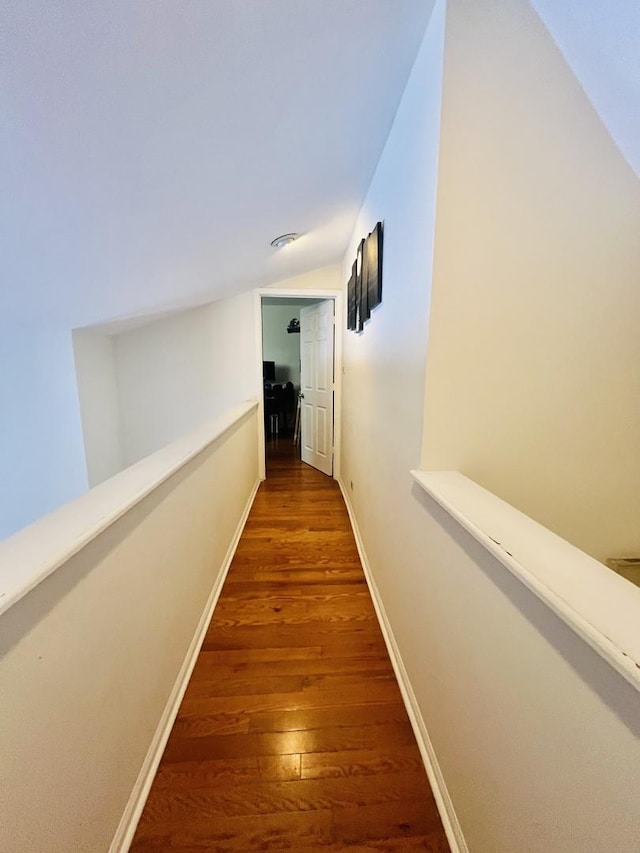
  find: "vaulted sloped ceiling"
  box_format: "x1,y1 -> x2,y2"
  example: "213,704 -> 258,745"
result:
3,1 -> 638,330
530,0 -> 640,178
2,0 -> 435,326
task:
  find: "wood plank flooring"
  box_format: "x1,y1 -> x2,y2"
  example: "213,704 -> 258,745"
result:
131,439 -> 449,852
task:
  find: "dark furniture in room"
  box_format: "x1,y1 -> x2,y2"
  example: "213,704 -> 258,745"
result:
263,380 -> 296,436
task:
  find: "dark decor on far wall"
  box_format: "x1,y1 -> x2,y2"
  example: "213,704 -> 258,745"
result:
356,238 -> 365,332
365,221 -> 383,313
263,360 -> 276,381
347,221 -> 383,332
347,260 -> 357,330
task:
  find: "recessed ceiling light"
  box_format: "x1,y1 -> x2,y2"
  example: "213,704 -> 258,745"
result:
270,233 -> 299,249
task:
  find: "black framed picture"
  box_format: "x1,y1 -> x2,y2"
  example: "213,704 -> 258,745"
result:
347,221 -> 383,333
365,221 -> 383,311
356,238 -> 365,332
347,260 -> 357,330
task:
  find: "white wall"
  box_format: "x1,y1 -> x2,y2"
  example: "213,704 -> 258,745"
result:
340,0 -> 444,570
0,296 -> 257,538
0,321 -> 88,540
264,264 -> 341,292
114,292 -> 257,466
203,290 -> 257,417
406,483 -> 640,853
339,1 -> 640,850
422,0 -> 640,563
72,329 -> 124,487
115,306 -> 219,466
0,406 -> 259,853
530,0 -> 640,179
261,303 -> 301,388
74,276 -> 331,482
0,258 -> 339,541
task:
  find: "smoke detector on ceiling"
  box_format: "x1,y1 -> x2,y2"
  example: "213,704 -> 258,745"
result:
270,233 -> 299,249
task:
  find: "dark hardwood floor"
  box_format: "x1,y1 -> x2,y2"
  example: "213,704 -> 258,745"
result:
131,437 -> 449,852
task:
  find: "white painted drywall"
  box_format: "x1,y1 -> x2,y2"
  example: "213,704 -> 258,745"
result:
422,0 -> 640,563
203,290 -> 258,417
401,482 -> 640,853
0,406 -> 259,853
3,2 -> 434,328
115,292 -> 257,466
261,304 -> 301,389
530,0 -> 640,178
0,322 -> 88,540
115,305 -> 219,466
339,0 -> 444,552
1,0 -> 432,548
264,264 -> 342,292
72,329 -> 124,486
340,1 -> 640,850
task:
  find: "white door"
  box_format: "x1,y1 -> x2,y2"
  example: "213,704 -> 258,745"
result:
300,300 -> 334,476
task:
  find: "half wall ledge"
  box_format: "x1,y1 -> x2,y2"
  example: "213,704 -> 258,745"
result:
0,400 -> 259,619
410,470 -> 640,693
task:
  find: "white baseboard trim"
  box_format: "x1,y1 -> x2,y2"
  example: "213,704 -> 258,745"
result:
338,479 -> 468,853
109,478 -> 261,853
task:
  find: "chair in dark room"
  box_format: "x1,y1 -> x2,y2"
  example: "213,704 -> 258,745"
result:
281,382 -> 296,433
264,383 -> 283,436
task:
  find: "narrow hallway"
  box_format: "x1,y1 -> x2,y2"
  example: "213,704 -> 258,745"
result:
131,440 -> 449,852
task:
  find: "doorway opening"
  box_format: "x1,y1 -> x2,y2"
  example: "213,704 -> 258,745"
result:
256,290 -> 342,482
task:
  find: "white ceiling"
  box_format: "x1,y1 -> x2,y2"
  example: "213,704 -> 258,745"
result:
2,0 -> 435,326
530,0 -> 640,177
4,1 -> 638,331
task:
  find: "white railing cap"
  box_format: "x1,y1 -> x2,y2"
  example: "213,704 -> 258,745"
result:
411,469 -> 640,693
0,401 -> 258,618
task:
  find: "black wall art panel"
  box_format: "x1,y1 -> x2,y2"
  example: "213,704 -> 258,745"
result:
347,221 -> 383,332
347,260 -> 357,330
365,221 -> 383,313
356,238 -> 365,331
